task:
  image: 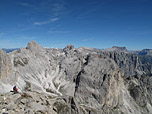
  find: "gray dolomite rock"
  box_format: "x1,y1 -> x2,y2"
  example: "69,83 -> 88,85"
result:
0,41 -> 152,114
0,49 -> 12,79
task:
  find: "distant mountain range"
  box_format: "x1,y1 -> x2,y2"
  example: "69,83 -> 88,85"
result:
0,41 -> 152,113
2,47 -> 152,56
104,46 -> 152,56
137,49 -> 152,56
2,48 -> 20,53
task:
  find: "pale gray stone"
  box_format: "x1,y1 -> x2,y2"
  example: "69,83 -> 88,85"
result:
0,41 -> 152,114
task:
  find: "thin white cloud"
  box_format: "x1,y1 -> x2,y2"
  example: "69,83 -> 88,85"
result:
18,36 -> 37,40
0,32 -> 5,35
6,25 -> 35,33
51,18 -> 59,22
83,38 -> 95,42
19,3 -> 34,8
0,32 -> 5,39
48,24 -> 61,31
19,1 -> 67,16
52,2 -> 66,16
18,27 -> 34,32
0,39 -> 26,48
48,30 -> 71,34
34,18 -> 59,25
48,24 -> 71,34
19,1 -> 67,28
0,32 -> 4,35
77,8 -> 97,19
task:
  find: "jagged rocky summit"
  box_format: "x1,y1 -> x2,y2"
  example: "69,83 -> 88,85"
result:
0,41 -> 152,114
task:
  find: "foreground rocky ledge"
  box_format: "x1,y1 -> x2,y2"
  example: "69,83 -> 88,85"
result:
0,41 -> 152,114
0,91 -> 71,114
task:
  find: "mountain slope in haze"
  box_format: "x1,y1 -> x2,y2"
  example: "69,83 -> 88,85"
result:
2,48 -> 20,53
138,49 -> 152,56
105,46 -> 128,52
0,41 -> 152,114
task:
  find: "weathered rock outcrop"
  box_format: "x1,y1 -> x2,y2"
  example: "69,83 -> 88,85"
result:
0,41 -> 152,114
0,49 -> 12,79
138,49 -> 152,56
0,91 -> 69,114
105,46 -> 128,52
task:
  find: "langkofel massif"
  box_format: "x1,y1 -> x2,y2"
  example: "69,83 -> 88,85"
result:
0,41 -> 152,114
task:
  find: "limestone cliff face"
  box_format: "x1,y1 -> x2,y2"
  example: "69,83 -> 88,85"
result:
26,40 -> 46,52
0,41 -> 152,114
103,51 -> 152,76
0,49 -> 12,79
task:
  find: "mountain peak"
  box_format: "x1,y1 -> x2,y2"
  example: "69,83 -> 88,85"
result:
64,44 -> 74,51
26,41 -> 45,52
66,44 -> 74,50
112,46 -> 127,51
105,46 -> 128,52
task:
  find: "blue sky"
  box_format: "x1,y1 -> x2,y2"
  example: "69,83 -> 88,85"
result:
0,0 -> 152,50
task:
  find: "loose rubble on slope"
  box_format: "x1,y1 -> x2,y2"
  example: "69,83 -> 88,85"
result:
0,41 -> 152,114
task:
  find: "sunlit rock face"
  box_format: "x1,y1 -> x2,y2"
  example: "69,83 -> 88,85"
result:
0,49 -> 12,79
0,41 -> 152,114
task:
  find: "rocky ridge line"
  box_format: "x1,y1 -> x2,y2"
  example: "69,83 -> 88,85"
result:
0,41 -> 152,114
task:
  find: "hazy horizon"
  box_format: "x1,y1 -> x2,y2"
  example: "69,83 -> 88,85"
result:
1,40 -> 151,51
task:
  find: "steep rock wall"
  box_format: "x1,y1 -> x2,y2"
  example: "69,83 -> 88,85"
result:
0,41 -> 152,114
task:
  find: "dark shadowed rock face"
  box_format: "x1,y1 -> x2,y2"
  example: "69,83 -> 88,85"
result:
138,49 -> 152,56
103,51 -> 152,77
0,41 -> 152,114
